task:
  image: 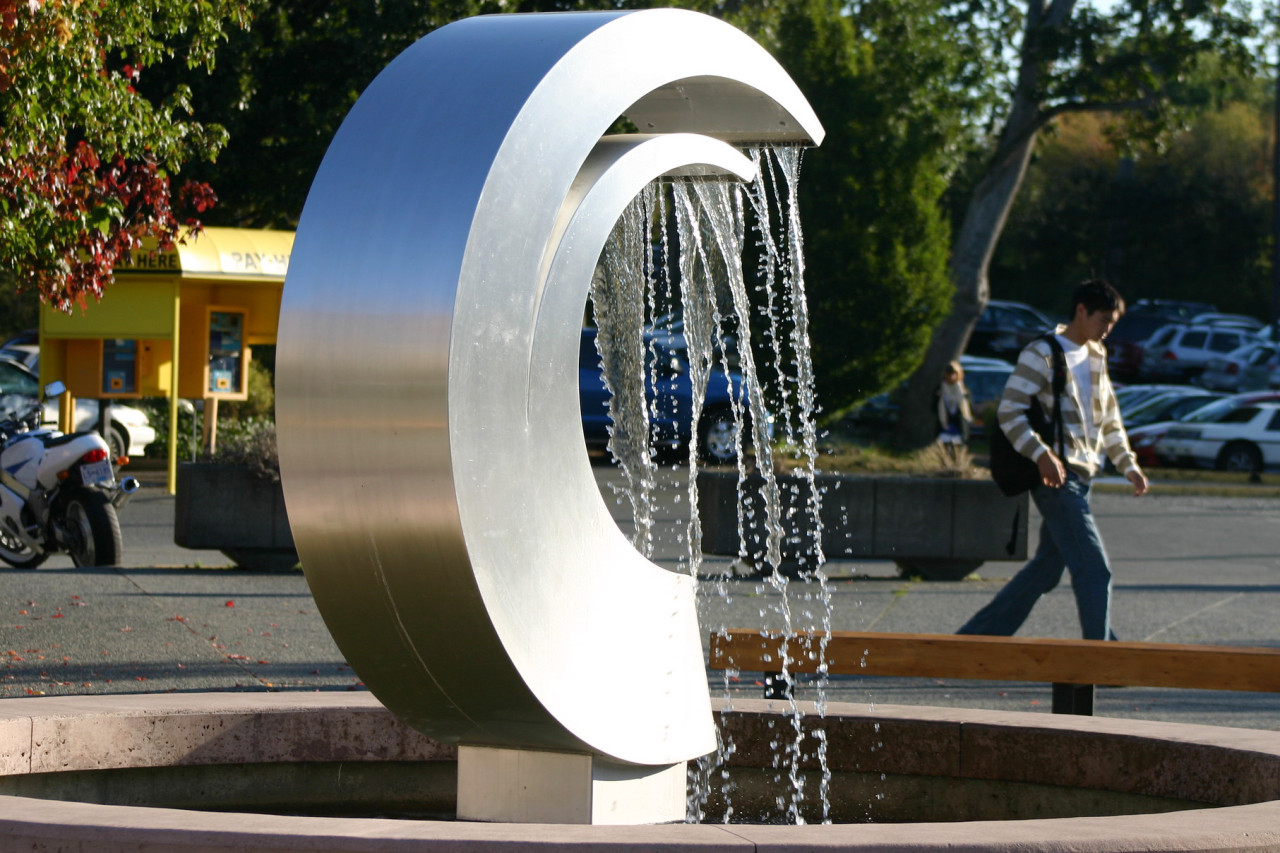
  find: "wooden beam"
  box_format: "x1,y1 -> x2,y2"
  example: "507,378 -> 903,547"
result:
708,630 -> 1280,693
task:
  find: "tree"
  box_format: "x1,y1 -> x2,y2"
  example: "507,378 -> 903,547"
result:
148,0 -> 971,414
894,0 -> 1259,449
991,98 -> 1274,319
145,0 -> 484,229
0,0 -> 251,312
158,0 -> 789,229
770,0 -> 978,416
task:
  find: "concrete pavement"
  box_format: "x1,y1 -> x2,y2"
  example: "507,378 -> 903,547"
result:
2,466 -> 1279,730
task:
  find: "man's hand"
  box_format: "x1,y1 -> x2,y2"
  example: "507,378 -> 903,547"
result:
1127,469 -> 1149,497
1037,450 -> 1066,488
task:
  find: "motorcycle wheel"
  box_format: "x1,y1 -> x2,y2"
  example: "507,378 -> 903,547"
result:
0,525 -> 47,569
65,491 -> 123,568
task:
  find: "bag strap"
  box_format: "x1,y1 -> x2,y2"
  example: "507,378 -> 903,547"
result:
1040,333 -> 1068,462
1006,333 -> 1067,556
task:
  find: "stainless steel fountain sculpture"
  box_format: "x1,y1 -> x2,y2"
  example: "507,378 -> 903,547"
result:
275,9 -> 823,824
4,12 -> 1280,849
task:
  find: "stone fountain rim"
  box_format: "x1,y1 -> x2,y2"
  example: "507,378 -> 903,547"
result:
2,692 -> 1280,852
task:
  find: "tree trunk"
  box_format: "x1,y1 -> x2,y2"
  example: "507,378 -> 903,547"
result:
893,2 -> 1055,450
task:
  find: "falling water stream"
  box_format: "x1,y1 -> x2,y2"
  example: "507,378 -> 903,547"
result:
589,147 -> 835,824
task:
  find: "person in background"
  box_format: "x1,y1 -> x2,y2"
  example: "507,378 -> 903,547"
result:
958,279 -> 1148,640
936,360 -> 972,458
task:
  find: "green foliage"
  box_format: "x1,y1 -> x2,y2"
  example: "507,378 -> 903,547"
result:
201,416 -> 279,482
140,0 -> 973,422
140,352 -> 276,460
0,0 -> 251,309
138,398 -> 200,462
144,0 -> 485,228
991,96 -> 1274,318
218,358 -> 275,421
771,0 -> 964,415
0,271 -> 38,344
894,0 -> 1262,450
162,0 -> 793,228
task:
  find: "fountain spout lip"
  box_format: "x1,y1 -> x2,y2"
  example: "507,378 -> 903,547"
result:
623,72 -> 826,148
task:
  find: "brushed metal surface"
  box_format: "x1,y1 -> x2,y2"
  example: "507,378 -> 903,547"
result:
276,9 -> 823,765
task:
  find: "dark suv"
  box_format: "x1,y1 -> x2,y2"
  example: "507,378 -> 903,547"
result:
967,300 -> 1055,360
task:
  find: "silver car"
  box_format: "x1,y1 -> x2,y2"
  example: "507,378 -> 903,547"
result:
1198,341 -> 1279,392
1139,324 -> 1254,382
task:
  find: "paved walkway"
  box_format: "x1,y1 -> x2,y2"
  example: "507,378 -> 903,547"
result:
3,469 -> 1279,731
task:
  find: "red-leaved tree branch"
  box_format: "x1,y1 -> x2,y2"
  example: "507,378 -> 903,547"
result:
0,0 -> 249,312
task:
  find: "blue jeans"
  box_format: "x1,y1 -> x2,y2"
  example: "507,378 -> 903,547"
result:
958,473 -> 1113,640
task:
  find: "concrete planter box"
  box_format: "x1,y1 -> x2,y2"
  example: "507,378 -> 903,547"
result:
697,471 -> 1028,580
173,462 -> 298,571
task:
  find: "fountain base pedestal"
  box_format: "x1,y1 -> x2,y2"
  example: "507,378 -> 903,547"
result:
456,746 -> 686,825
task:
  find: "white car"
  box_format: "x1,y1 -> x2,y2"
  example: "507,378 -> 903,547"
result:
1157,402 -> 1280,474
0,358 -> 155,458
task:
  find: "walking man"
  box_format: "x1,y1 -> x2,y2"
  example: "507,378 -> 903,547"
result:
959,279 -> 1148,640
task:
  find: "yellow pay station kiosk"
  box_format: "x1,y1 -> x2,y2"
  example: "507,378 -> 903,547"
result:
38,227 -> 294,493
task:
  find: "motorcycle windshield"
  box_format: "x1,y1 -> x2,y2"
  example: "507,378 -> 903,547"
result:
0,393 -> 38,424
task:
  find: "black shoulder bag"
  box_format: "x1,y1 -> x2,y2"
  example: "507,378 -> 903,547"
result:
989,334 -> 1068,494
989,335 -> 1068,556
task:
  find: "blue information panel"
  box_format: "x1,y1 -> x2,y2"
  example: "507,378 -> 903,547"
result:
102,339 -> 137,395
208,311 -> 244,395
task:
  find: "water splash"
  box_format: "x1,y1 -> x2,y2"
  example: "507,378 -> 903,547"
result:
591,185 -> 661,557
589,148 -> 832,824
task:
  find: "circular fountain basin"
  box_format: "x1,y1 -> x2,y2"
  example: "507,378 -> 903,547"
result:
1,693 -> 1279,851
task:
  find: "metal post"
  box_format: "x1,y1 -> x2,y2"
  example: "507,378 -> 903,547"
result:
1052,682 -> 1095,715
762,671 -> 793,700
98,399 -> 113,457
1271,51 -> 1279,333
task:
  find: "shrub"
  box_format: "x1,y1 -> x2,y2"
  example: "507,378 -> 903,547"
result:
199,417 -> 279,482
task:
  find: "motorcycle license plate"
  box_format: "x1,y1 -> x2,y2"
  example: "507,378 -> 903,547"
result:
80,460 -> 114,486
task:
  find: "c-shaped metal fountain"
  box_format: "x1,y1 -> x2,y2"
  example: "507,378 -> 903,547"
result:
276,9 -> 823,822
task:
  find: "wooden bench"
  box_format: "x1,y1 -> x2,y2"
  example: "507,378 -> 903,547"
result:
708,629 -> 1280,715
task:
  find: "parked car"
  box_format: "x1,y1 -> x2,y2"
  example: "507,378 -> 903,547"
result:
1106,313 -> 1181,381
1189,313 -> 1265,334
1127,391 -> 1280,468
1138,324 -> 1254,382
1126,299 -> 1217,321
1108,300 -> 1222,379
1122,391 -> 1225,430
1115,383 -> 1194,415
579,327 -> 754,464
0,358 -> 155,458
643,312 -> 739,368
1158,402 -> 1280,475
966,299 -> 1055,360
0,344 -> 38,370
1197,342 -> 1279,392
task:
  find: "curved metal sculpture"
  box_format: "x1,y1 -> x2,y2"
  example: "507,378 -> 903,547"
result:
277,10 -> 823,767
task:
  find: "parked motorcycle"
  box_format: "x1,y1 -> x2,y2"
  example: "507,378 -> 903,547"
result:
0,381 -> 139,568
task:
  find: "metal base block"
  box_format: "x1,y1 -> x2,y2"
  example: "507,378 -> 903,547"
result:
456,745 -> 686,825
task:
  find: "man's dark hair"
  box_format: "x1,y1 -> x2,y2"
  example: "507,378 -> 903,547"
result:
1072,278 -> 1123,315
